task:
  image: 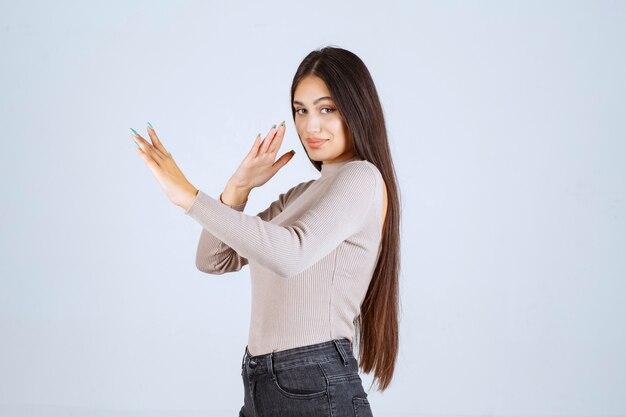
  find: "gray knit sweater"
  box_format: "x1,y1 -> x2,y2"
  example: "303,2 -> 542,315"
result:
184,155 -> 384,355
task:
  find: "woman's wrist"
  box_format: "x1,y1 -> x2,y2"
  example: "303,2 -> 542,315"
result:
221,180 -> 252,206
179,185 -> 199,212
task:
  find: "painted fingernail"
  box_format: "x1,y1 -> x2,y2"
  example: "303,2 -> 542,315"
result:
147,121 -> 153,129
281,120 -> 285,126
130,128 -> 139,137
272,124 -> 277,129
134,140 -> 140,148
290,150 -> 295,155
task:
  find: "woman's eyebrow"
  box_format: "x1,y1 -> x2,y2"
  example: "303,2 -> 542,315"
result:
293,96 -> 333,106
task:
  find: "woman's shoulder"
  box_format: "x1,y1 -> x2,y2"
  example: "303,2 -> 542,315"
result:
284,160 -> 381,202
336,159 -> 382,185
339,158 -> 379,171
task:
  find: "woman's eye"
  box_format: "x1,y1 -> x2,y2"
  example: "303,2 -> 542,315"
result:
295,107 -> 335,115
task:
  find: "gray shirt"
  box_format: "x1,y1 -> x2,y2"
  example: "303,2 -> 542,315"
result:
185,155 -> 384,355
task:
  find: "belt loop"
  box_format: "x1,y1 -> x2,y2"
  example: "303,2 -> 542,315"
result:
268,352 -> 276,379
241,346 -> 248,370
333,339 -> 349,366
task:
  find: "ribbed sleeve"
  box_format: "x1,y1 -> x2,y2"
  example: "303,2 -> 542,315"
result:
193,181 -> 314,274
193,193 -> 249,274
185,162 -> 378,279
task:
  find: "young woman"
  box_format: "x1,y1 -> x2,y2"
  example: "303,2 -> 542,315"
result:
131,46 -> 401,417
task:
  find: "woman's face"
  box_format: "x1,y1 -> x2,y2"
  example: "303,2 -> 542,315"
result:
293,75 -> 355,164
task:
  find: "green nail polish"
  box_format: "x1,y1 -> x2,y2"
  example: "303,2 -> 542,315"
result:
147,121 -> 153,129
272,124 -> 277,129
290,150 -> 295,155
134,140 -> 140,148
281,120 -> 285,126
130,127 -> 139,137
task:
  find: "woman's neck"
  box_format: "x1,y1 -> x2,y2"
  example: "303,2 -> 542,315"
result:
320,155 -> 361,178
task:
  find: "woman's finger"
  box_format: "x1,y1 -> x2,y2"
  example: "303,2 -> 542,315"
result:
267,122 -> 286,155
258,125 -> 278,155
146,124 -> 171,156
135,141 -> 160,172
131,129 -> 165,164
272,150 -> 295,174
245,133 -> 263,160
133,133 -> 163,165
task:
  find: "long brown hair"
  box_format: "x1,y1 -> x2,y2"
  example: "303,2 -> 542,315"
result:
290,46 -> 402,392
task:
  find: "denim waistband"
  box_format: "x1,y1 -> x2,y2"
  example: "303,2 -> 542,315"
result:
241,338 -> 354,374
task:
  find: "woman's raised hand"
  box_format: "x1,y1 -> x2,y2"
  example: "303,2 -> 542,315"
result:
131,124 -> 199,211
228,121 -> 295,191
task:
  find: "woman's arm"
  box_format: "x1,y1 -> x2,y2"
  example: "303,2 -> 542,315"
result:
185,162 -> 378,279
130,121 -> 303,275
194,181 -> 311,274
195,179 -> 251,273
194,192 -> 249,274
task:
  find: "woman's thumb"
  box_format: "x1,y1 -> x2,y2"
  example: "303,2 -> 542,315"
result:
274,150 -> 296,172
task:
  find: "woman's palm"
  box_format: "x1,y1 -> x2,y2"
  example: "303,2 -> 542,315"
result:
230,123 -> 295,189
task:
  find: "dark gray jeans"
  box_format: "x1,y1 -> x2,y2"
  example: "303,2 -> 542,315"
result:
239,338 -> 373,417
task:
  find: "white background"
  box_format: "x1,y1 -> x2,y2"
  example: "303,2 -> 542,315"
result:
1,1 -> 624,416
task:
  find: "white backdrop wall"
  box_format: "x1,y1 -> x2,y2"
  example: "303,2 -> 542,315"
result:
0,1 -> 624,416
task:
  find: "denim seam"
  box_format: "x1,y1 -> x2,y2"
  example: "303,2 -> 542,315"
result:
268,361 -> 329,400
317,361 -> 335,417
334,339 -> 349,366
327,372 -> 362,383
353,396 -> 370,417
275,359 -> 332,372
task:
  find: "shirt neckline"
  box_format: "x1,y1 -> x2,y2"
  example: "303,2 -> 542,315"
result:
320,155 -> 362,178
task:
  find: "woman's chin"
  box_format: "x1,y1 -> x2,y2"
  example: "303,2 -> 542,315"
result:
304,149 -> 327,160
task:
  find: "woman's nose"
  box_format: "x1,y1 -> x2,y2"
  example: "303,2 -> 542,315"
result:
306,116 -> 321,133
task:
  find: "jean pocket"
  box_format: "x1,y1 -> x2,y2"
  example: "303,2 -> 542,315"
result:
271,362 -> 328,400
352,396 -> 373,417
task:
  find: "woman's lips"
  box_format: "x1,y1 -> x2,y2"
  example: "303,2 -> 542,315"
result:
307,139 -> 328,148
